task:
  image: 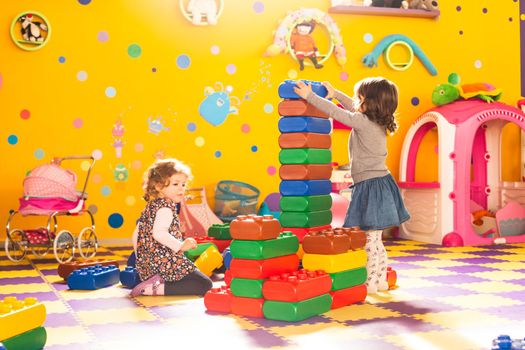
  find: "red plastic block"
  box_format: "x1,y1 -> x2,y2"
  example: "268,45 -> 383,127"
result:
204,286 -> 232,313
194,237 -> 231,253
330,284 -> 367,309
279,133 -> 331,149
229,215 -> 281,240
230,254 -> 299,279
278,99 -> 328,118
282,225 -> 332,243
230,296 -> 264,318
387,267 -> 397,289
58,259 -> 120,280
224,269 -> 232,286
302,229 -> 350,254
279,164 -> 332,180
262,269 -> 332,302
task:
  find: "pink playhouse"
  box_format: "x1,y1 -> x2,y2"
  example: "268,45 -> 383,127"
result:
398,99 -> 525,246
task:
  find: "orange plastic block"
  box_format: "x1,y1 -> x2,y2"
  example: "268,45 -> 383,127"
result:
282,225 -> 332,243
279,164 -> 332,180
58,259 -> 120,279
0,297 -> 46,340
204,286 -> 232,313
302,229 -> 350,254
229,215 -> 281,240
330,284 -> 367,309
279,133 -> 331,149
230,296 -> 264,318
278,99 -> 328,118
262,269 -> 332,302
230,254 -> 299,279
346,228 -> 366,250
387,267 -> 397,289
194,246 -> 224,277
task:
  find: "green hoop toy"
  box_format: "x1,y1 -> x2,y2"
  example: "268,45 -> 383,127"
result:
10,11 -> 51,51
179,0 -> 224,26
384,40 -> 414,71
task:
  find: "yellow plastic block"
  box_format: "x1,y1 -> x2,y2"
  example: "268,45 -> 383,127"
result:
0,296 -> 46,340
194,246 -> 224,277
302,250 -> 367,273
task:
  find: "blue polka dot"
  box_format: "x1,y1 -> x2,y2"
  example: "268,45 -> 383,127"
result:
251,145 -> 258,152
187,122 -> 197,132
214,151 -> 222,158
105,87 -> 116,98
263,103 -> 274,114
8,135 -> 18,145
101,186 -> 111,196
108,213 -> 124,228
34,149 -> 45,159
58,56 -> 66,63
78,0 -> 91,4
411,97 -> 420,106
177,54 -> 191,69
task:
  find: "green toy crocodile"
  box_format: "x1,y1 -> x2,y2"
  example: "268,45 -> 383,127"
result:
432,73 -> 502,106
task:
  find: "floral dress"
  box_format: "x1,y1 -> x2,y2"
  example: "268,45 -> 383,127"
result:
136,198 -> 195,282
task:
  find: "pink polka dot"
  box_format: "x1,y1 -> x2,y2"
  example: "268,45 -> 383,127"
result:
92,149 -> 103,160
73,118 -> 83,128
20,109 -> 30,120
267,166 -> 276,175
339,72 -> 349,81
134,143 -> 144,152
241,124 -> 250,133
92,174 -> 102,184
132,160 -> 142,170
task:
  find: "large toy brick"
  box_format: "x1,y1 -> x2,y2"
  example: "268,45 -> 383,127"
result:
330,267 -> 367,291
58,259 -> 120,280
0,343 -> 4,350
229,215 -> 281,241
204,286 -> 232,313
302,250 -> 367,273
279,164 -> 332,180
230,254 -> 299,279
387,267 -> 397,289
67,265 -> 120,290
222,248 -> 232,269
263,294 -> 332,322
278,80 -> 328,99
280,180 -> 332,197
230,232 -> 299,260
120,266 -> 141,289
230,278 -> 265,298
346,228 -> 366,250
330,284 -> 367,309
194,246 -> 223,277
207,223 -> 231,240
278,99 -> 328,118
280,210 -> 332,228
2,326 -> 47,350
184,242 -> 217,261
279,132 -> 331,149
231,296 -> 264,318
282,225 -> 332,243
0,297 -> 46,341
224,269 -> 232,286
280,195 -> 332,212
302,229 -> 350,254
194,236 -> 231,252
262,269 -> 332,302
279,149 -> 331,165
278,116 -> 331,134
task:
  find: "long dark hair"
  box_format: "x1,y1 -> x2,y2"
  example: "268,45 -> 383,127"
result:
355,77 -> 399,134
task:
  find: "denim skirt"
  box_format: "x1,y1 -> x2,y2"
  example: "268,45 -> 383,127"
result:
343,174 -> 410,231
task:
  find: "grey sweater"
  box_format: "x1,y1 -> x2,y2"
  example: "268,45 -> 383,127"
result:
306,90 -> 389,184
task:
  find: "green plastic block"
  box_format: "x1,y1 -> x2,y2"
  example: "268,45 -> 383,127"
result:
330,267 -> 367,291
263,294 -> 332,322
279,210 -> 332,228
230,232 -> 299,260
207,223 -> 231,240
230,278 -> 265,298
184,242 -> 216,261
280,195 -> 332,212
3,327 -> 47,350
279,148 -> 332,165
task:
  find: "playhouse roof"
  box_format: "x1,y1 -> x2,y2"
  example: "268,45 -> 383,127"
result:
429,100 -> 514,125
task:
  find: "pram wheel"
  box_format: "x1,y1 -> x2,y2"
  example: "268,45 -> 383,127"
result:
31,246 -> 50,258
5,229 -> 27,262
54,230 -> 75,263
78,227 -> 97,259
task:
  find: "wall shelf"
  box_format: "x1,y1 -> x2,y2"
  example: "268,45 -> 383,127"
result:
328,5 -> 440,19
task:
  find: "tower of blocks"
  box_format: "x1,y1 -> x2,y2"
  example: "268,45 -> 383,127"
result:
277,80 -> 333,245
0,296 -> 47,350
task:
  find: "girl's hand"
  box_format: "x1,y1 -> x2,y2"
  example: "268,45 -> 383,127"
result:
180,238 -> 198,252
322,81 -> 335,99
293,81 -> 313,100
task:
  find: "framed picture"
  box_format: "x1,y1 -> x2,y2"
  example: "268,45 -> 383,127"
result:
10,12 -> 51,51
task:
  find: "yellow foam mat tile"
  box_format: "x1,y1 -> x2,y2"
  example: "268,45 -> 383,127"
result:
436,294 -> 521,309
76,306 -> 157,325
414,310 -> 514,329
492,254 -> 525,262
455,281 -> 525,293
134,295 -> 201,308
386,251 -> 415,258
43,300 -> 70,314
45,325 -> 92,346
386,245 -> 425,251
400,268 -> 456,278
44,275 -> 65,284
0,283 -> 52,294
0,270 -> 39,278
481,261 -> 525,270
426,253 -> 478,260
270,322 -> 371,340
441,246 -> 488,253
408,260 -> 470,268
33,263 -> 59,271
472,270 -> 525,281
386,329 -> 487,350
60,286 -> 129,300
389,277 -> 443,289
324,303 -> 401,322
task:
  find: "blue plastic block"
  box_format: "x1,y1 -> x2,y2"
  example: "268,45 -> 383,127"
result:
120,266 -> 141,289
0,342 -> 5,350
278,80 -> 328,99
127,252 -> 136,267
491,335 -> 525,350
222,248 -> 232,269
280,180 -> 332,196
278,117 -> 331,134
67,265 -> 120,290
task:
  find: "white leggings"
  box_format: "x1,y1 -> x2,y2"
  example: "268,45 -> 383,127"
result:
365,230 -> 388,292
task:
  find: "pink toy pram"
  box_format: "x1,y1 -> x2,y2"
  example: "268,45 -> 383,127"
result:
5,156 -> 98,263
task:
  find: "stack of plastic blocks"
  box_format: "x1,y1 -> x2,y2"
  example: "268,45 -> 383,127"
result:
302,227 -> 368,309
0,297 -> 47,350
262,269 -> 332,322
277,80 -> 333,245
67,265 -> 120,290
57,259 -> 120,280
120,266 -> 141,289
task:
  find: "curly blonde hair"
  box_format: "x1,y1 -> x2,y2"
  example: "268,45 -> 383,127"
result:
142,158 -> 193,201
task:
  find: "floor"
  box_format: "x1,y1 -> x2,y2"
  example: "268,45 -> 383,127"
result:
1,239 -> 525,350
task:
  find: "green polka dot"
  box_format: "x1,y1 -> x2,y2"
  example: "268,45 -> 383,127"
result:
128,44 -> 142,58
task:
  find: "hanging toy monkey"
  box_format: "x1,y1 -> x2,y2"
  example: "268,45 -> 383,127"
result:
290,21 -> 323,71
18,14 -> 48,42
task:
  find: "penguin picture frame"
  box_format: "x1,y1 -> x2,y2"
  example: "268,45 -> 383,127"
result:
10,11 -> 51,51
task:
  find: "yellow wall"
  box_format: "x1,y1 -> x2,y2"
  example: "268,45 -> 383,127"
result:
1,0 -> 522,240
